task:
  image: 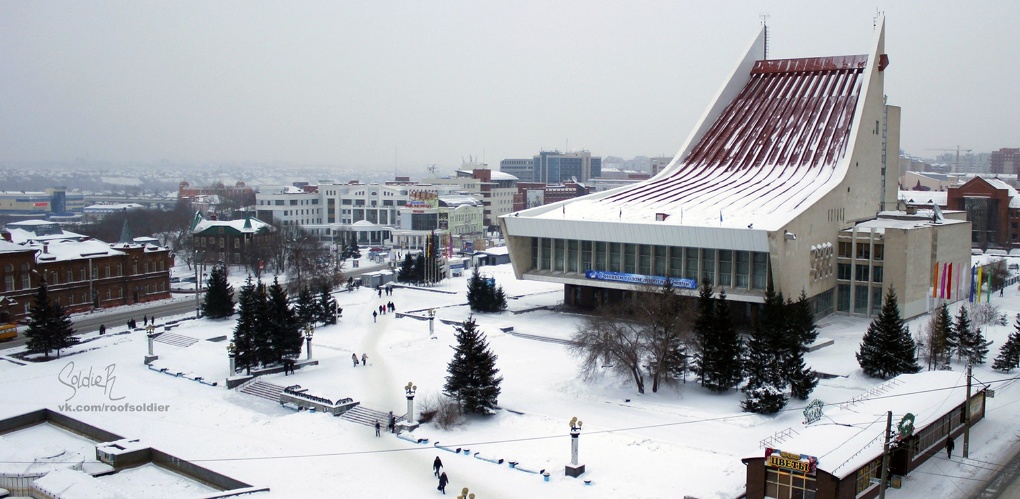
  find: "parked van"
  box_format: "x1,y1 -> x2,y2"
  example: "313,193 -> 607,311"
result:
0,323 -> 17,342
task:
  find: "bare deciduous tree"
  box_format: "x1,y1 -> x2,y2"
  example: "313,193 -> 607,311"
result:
570,304 -> 647,394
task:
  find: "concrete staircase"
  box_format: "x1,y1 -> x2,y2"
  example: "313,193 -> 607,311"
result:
153,332 -> 199,348
239,380 -> 285,402
340,406 -> 399,427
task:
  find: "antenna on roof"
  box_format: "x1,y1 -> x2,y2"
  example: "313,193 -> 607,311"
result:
759,12 -> 770,60
873,9 -> 885,30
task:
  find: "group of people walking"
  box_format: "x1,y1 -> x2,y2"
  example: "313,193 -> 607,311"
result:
434,456 -> 449,494
352,353 -> 368,367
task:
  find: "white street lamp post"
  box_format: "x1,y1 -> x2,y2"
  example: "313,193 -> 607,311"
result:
428,308 -> 435,338
404,381 -> 417,425
566,416 -> 586,477
305,325 -> 314,360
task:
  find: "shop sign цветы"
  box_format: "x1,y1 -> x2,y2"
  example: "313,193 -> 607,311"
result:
765,448 -> 817,475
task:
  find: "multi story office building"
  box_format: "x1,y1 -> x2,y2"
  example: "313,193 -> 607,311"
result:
499,159 -> 534,182
532,151 -> 601,184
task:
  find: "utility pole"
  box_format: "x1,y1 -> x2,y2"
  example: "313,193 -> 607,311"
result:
879,410 -> 892,499
964,363 -> 972,458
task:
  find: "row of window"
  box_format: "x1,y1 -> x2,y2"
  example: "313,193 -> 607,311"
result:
836,284 -> 884,316
836,263 -> 885,283
3,260 -> 167,292
199,237 -> 242,249
14,282 -> 168,314
528,237 -> 769,290
837,241 -> 885,260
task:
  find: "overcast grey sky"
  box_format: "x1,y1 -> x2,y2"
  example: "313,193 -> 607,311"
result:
1,1 -> 1016,171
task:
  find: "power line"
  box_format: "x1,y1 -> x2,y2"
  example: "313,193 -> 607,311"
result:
4,374 -> 1020,465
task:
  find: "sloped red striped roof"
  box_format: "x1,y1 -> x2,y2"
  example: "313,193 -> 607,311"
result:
605,54 -> 868,212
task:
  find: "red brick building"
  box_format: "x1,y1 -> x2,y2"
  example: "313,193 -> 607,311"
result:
989,147 -> 1020,175
0,238 -> 173,325
946,176 -> 1020,249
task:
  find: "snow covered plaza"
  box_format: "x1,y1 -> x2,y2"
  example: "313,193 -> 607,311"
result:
3,16 -> 1020,499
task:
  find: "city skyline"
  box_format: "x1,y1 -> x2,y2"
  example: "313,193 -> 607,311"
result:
2,1 -> 1017,170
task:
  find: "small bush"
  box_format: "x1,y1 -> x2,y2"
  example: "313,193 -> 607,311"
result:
417,392 -> 462,430
972,303 -> 1001,327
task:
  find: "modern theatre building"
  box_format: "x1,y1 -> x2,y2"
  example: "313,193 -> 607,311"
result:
501,19 -> 970,320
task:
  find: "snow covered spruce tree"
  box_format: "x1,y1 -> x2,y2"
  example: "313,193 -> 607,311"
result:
786,291 -> 819,400
265,278 -> 303,366
444,316 -> 503,415
24,279 -> 79,359
694,280 -> 743,392
992,314 -> 1020,372
741,287 -> 789,414
856,286 -> 920,378
346,233 -> 361,260
231,277 -> 263,374
467,267 -> 507,313
202,264 -> 235,319
316,285 -> 338,325
295,286 -> 318,327
952,305 -> 970,362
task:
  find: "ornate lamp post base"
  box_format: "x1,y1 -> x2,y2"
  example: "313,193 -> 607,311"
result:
565,464 -> 586,477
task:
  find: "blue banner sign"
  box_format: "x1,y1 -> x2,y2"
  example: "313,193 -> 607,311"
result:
584,270 -> 696,289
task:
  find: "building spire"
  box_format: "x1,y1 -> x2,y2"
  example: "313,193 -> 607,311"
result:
119,209 -> 133,243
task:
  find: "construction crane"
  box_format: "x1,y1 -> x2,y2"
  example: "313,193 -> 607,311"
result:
926,146 -> 973,173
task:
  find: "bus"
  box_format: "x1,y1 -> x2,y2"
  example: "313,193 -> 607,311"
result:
0,323 -> 17,342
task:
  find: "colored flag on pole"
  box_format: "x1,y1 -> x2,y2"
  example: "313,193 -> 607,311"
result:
977,265 -> 984,302
940,263 -> 947,299
970,265 -> 976,302
932,262 -> 939,298
942,263 -> 950,297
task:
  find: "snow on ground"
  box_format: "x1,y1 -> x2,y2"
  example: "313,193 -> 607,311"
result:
1,263 -> 1020,498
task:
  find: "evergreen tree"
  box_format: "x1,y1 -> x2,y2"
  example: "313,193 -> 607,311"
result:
789,290 -> 819,348
786,291 -> 818,400
967,327 -> 989,365
692,280 -> 716,388
266,278 -> 303,365
201,265 -> 235,319
466,267 -> 508,313
231,277 -> 261,374
24,280 -> 79,359
950,305 -> 969,362
347,233 -> 361,260
316,285 -> 338,325
932,304 -> 953,367
294,286 -> 317,327
856,287 -> 920,378
741,288 -> 788,414
992,314 -> 1020,372
414,253 -> 426,284
397,253 -> 415,283
712,289 -> 744,392
444,316 -> 503,415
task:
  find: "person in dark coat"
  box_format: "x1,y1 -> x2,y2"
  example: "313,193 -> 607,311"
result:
388,411 -> 395,433
375,420 -> 381,437
352,353 -> 359,367
372,310 -> 377,323
437,471 -> 448,494
99,324 -> 106,335
433,456 -> 443,477
946,436 -> 955,458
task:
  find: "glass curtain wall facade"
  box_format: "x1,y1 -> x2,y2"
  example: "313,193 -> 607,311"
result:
528,236 -> 769,291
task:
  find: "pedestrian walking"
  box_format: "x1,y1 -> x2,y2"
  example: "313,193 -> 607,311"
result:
99,324 -> 106,335
375,420 -> 381,437
437,471 -> 448,494
378,288 -> 382,298
352,353 -> 359,367
361,353 -> 368,366
946,436 -> 955,458
143,315 -> 148,326
372,310 -> 377,323
433,456 -> 443,477
388,411 -> 395,433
